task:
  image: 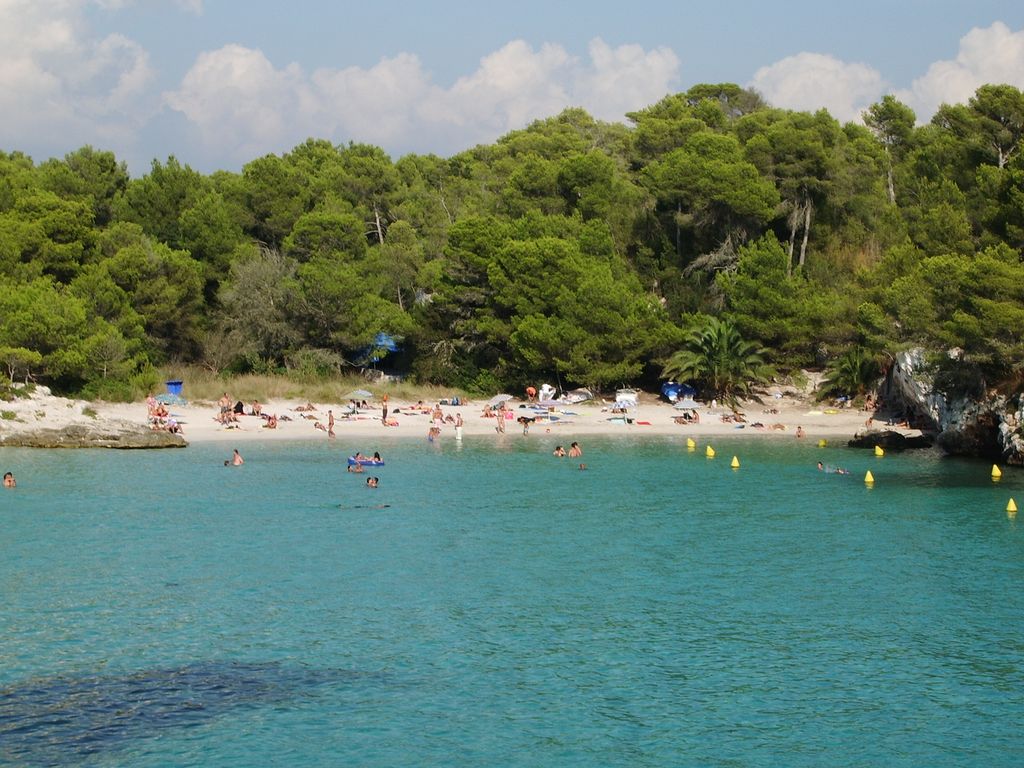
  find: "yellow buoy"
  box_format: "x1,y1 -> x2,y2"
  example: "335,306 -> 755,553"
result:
874,445 -> 885,457
817,439 -> 827,448
731,456 -> 740,469
864,470 -> 875,485
1008,498 -> 1018,513
686,437 -> 696,450
992,464 -> 1002,480
706,445 -> 715,458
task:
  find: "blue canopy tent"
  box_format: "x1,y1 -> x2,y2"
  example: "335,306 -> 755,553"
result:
661,381 -> 696,403
360,332 -> 401,367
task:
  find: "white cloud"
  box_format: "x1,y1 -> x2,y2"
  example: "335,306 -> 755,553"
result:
423,40 -> 573,134
311,53 -> 435,146
0,0 -> 154,151
749,52 -> 886,123
93,0 -> 203,11
896,21 -> 1024,119
164,37 -> 681,163
164,44 -> 312,159
573,38 -> 680,122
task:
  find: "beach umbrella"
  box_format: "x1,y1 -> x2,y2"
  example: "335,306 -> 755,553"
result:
488,394 -> 514,406
347,389 -> 374,399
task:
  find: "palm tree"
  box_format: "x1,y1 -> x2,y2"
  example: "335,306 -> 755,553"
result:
820,347 -> 880,398
662,316 -> 773,405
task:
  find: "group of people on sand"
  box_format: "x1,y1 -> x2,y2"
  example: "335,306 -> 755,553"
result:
146,394 -> 183,434
213,393 -> 282,429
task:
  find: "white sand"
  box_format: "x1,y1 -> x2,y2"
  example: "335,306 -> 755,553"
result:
0,383 -> 918,446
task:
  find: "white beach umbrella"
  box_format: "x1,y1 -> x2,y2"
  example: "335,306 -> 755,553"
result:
488,394 -> 514,406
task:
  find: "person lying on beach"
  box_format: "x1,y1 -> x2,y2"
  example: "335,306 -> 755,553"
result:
293,402 -> 317,412
263,414 -> 278,429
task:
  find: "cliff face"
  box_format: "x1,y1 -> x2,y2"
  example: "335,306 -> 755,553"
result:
888,350 -> 1023,464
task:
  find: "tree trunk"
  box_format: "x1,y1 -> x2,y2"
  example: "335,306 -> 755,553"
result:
786,202 -> 799,276
676,202 -> 682,259
798,199 -> 812,270
373,202 -> 385,244
438,186 -> 453,224
885,147 -> 896,205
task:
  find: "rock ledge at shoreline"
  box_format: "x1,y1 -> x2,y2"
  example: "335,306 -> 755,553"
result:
0,422 -> 186,449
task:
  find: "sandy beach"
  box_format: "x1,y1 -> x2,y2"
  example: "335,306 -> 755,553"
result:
1,380 -> 920,447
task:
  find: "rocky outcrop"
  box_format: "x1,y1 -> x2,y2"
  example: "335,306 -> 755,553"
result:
0,422 -> 186,449
848,429 -> 934,451
887,349 -> 1024,464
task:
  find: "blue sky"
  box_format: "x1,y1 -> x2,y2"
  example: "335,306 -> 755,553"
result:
3,0 -> 1023,176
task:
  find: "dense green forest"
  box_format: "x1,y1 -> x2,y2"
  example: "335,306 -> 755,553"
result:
2,83 -> 1023,400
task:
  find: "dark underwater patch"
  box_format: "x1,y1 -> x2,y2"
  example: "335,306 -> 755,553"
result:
0,660 -> 368,766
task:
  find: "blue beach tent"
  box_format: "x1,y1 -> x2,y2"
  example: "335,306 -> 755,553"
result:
661,381 -> 696,402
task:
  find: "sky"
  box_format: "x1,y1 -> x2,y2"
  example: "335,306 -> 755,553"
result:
3,0 -> 1024,176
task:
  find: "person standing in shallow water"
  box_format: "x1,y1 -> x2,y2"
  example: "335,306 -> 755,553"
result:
232,449 -> 244,466
3,471 -> 15,487
568,442 -> 582,458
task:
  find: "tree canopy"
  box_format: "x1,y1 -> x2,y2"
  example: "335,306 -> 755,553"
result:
2,83 -> 1023,398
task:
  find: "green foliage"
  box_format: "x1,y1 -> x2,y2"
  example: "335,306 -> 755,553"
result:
820,347 -> 881,397
1,84 -> 1023,399
662,315 -> 774,404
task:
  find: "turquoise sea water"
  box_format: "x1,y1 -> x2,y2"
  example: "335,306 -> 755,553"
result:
2,436 -> 1023,767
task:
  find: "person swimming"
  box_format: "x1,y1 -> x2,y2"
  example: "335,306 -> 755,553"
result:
3,471 -> 15,488
818,461 -> 849,475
